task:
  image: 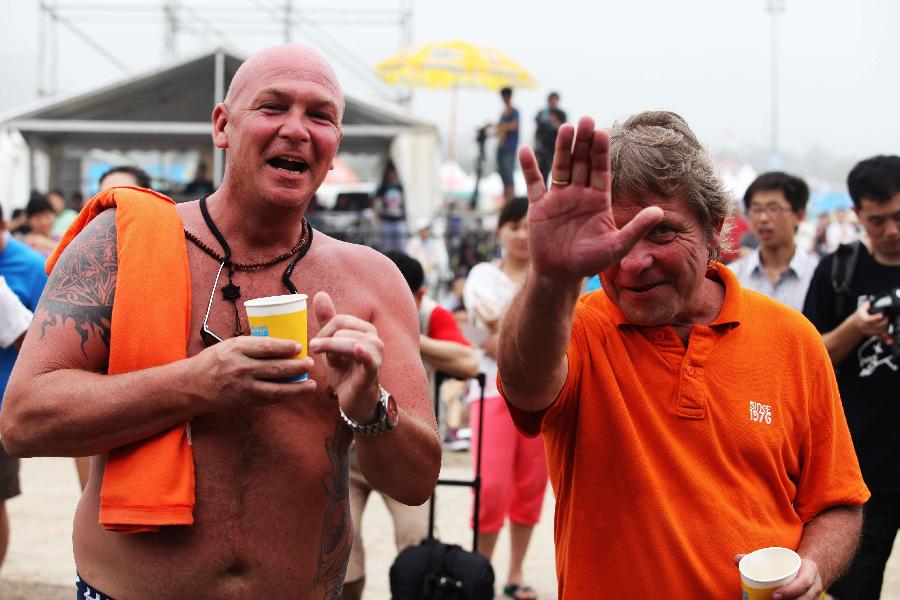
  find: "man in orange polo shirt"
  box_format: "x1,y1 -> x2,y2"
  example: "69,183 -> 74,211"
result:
496,111 -> 869,599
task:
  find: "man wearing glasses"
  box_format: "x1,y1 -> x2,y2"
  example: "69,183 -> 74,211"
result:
1,44 -> 440,599
728,172 -> 818,311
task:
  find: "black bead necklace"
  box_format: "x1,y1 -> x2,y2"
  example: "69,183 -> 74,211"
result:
184,194 -> 313,336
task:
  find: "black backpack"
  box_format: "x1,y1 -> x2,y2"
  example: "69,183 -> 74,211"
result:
830,241 -> 862,320
390,538 -> 495,600
389,373 -> 495,600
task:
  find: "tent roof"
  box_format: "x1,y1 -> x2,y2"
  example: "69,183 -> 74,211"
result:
0,47 -> 433,153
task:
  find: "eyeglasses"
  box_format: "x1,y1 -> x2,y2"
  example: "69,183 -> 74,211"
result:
748,205 -> 792,218
200,261 -> 226,347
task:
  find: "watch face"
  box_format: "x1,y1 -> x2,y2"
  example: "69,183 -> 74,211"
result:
385,393 -> 399,428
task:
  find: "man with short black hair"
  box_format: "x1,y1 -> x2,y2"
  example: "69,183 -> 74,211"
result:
729,171 -> 817,311
98,165 -> 152,192
803,154 -> 900,600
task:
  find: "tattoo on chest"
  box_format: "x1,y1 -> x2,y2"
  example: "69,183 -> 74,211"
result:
315,420 -> 352,600
38,214 -> 116,351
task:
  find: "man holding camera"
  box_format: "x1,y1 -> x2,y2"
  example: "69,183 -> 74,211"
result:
803,155 -> 900,600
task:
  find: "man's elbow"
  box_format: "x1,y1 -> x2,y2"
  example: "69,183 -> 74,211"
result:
0,384 -> 52,458
0,408 -> 33,458
400,439 -> 442,506
459,354 -> 479,380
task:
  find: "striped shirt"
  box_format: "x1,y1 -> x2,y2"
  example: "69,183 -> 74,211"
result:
728,248 -> 819,312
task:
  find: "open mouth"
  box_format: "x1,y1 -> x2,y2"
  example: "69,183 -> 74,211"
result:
267,157 -> 309,174
628,282 -> 662,293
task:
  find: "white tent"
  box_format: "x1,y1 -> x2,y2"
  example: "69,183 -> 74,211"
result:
0,48 -> 441,225
0,130 -> 30,220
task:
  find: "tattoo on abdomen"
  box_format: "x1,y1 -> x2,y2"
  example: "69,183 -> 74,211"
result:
315,420 -> 352,600
38,214 -> 116,351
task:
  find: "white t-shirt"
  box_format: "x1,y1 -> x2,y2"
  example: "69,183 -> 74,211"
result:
462,261 -> 520,400
0,275 -> 32,349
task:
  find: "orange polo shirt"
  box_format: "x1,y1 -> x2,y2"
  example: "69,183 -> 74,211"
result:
503,264 -> 869,599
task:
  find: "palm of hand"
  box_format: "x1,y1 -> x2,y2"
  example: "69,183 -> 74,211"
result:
529,186 -> 621,279
520,116 -> 662,283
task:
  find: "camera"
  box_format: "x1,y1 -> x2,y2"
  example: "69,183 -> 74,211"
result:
476,124 -> 489,146
868,286 -> 900,354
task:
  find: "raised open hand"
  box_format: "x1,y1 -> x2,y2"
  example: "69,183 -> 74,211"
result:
520,116 -> 664,282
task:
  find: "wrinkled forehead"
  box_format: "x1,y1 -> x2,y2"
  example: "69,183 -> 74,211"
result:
227,47 -> 344,112
613,193 -> 699,223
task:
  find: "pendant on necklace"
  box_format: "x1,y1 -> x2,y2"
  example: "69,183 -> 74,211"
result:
222,282 -> 241,301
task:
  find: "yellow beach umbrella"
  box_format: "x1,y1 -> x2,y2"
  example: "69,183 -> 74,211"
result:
376,40 -> 537,159
376,39 -> 537,91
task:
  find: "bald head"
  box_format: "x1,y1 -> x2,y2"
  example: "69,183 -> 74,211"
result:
225,44 -> 344,118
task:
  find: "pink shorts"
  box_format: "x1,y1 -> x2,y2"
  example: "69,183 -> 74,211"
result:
470,397 -> 548,533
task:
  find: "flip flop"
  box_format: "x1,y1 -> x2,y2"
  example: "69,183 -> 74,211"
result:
503,583 -> 538,600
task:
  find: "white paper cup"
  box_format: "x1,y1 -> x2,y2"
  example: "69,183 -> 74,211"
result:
739,547 -> 801,600
244,294 -> 308,381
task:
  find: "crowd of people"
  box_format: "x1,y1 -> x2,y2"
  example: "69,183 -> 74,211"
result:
0,41 -> 897,600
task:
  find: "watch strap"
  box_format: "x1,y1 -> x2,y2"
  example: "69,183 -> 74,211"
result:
339,385 -> 398,436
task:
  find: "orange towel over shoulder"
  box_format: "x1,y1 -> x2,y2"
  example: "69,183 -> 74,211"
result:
48,186 -> 194,534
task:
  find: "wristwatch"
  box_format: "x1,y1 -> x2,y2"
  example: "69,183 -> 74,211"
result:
339,385 -> 399,436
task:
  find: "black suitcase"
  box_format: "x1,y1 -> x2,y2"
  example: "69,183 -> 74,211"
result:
389,372 -> 495,600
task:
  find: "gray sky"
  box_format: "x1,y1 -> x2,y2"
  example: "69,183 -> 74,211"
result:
1,0 -> 897,181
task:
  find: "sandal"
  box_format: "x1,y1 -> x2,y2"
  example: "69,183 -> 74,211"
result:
503,583 -> 538,600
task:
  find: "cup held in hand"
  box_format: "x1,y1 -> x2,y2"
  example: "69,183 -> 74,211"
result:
244,294 -> 308,381
739,546 -> 801,600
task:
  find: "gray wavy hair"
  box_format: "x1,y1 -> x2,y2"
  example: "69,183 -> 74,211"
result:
609,111 -> 733,255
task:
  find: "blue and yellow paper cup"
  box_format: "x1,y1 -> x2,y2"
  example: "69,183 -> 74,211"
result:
244,294 -> 308,382
739,547 -> 801,600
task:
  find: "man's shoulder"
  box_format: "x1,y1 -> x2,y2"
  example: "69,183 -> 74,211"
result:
317,231 -> 385,258
314,232 -> 397,283
574,289 -> 618,326
741,286 -> 820,336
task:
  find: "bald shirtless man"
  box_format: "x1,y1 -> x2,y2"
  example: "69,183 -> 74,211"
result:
0,44 -> 441,599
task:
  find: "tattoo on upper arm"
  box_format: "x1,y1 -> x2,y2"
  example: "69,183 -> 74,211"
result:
38,212 -> 117,352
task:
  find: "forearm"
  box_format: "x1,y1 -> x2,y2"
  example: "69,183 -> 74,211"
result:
797,504 -> 863,588
1,360 -> 203,457
355,406 -> 441,505
822,318 -> 863,365
419,336 -> 479,379
496,270 -> 582,411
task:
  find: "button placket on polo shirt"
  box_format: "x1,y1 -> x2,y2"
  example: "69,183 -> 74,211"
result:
675,327 -> 715,419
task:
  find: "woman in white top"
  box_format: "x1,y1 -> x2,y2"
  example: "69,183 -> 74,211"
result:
462,197 -> 547,600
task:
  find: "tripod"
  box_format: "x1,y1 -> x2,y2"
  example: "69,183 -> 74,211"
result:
469,125 -> 489,211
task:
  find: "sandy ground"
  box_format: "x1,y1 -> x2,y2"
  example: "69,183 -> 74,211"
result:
1,455 -> 898,600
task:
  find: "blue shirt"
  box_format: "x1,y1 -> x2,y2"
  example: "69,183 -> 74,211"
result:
499,108 -> 520,152
0,235 -> 48,398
